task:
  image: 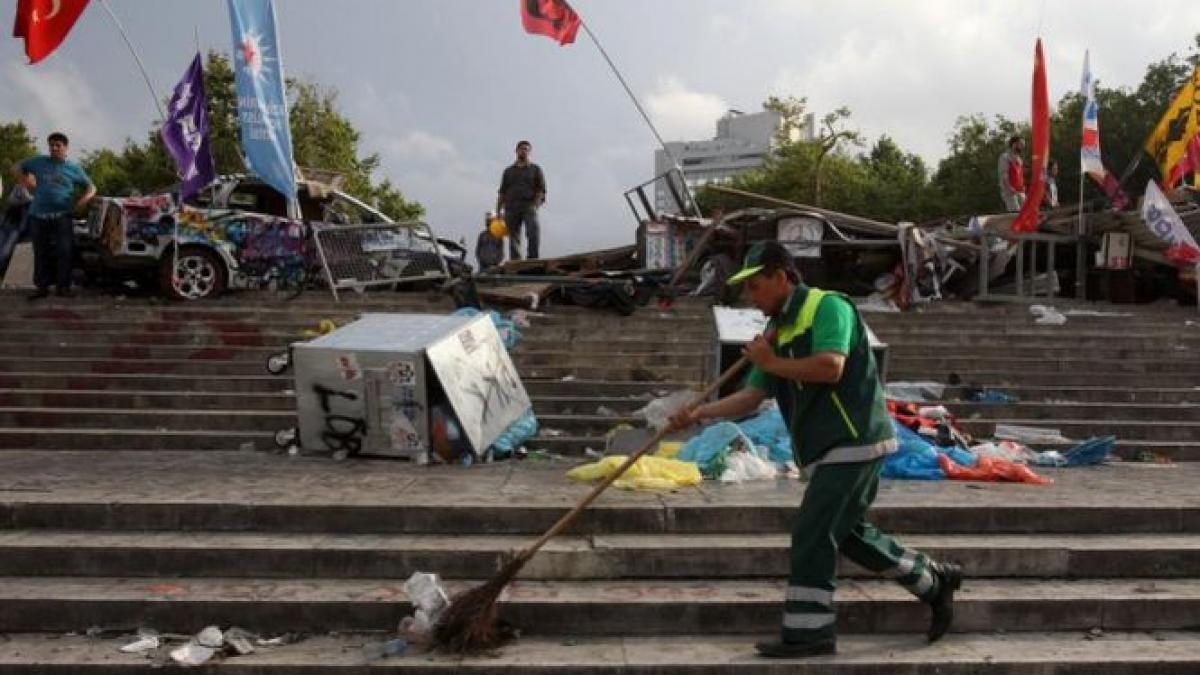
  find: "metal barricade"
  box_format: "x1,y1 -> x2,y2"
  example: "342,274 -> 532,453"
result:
977,231 -> 1086,302
313,222 -> 450,301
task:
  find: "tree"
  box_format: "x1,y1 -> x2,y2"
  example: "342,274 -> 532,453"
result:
0,120 -> 36,179
812,107 -> 863,207
929,114 -> 1026,216
762,95 -> 809,147
859,135 -> 932,223
81,51 -> 422,219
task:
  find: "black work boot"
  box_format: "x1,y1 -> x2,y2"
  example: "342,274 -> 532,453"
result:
754,640 -> 837,658
926,562 -> 963,643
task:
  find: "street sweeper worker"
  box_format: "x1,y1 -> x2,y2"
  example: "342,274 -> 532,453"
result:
668,240 -> 962,659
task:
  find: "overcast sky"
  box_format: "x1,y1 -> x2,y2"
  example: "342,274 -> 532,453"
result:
3,1 -> 1198,254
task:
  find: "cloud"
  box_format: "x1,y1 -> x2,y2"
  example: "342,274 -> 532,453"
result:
646,76 -> 729,141
0,61 -> 119,152
380,130 -> 457,164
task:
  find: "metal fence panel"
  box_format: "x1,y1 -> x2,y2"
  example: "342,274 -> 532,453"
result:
313,222 -> 450,301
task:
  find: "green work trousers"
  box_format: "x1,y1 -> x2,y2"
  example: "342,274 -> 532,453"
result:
781,457 -> 940,645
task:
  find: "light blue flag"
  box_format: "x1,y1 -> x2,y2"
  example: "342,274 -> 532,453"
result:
227,0 -> 296,201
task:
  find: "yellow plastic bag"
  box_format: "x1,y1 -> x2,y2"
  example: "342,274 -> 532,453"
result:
655,441 -> 683,459
567,455 -> 702,491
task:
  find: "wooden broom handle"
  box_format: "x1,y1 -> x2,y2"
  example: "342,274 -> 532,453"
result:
515,350 -> 758,565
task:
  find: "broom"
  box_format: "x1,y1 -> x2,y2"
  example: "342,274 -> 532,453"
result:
434,347 -> 763,653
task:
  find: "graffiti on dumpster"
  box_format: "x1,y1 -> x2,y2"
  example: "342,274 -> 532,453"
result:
313,382 -> 366,455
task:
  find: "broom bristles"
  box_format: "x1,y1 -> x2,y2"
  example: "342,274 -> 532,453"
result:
433,556 -> 524,654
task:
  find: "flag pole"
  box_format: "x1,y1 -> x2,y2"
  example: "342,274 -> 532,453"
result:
97,0 -> 167,123
577,19 -> 702,218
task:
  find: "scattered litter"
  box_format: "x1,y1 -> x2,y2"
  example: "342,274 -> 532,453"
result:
858,292 -> 901,313
655,440 -> 683,459
1064,309 -> 1132,318
540,428 -> 565,438
963,388 -> 1019,404
238,442 -> 255,452
362,637 -> 408,662
885,381 -> 946,402
1085,627 -> 1104,640
119,632 -> 160,654
561,375 -> 576,382
634,389 -> 698,432
223,627 -> 256,656
397,572 -> 450,647
993,423 -> 1072,445
595,405 -> 618,417
583,447 -> 604,459
938,454 -> 1052,485
196,626 -> 224,648
1030,304 -> 1067,325
718,451 -> 780,483
170,642 -> 216,666
256,633 -> 303,647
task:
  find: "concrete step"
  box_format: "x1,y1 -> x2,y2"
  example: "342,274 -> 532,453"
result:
926,385 -> 1200,405
889,369 -> 1200,387
873,327 -> 1200,342
889,356 -> 1200,375
946,401 -> 1200,422
513,351 -> 713,369
0,576 -> 1196,635
0,428 -> 271,451
1,454 -> 1196,535
0,358 -> 704,382
0,373 -> 291,393
887,344 -> 1200,360
0,390 -> 296,411
957,418 -> 1200,443
3,631 -> 1198,674
0,408 -> 294,433
0,531 -> 1194,580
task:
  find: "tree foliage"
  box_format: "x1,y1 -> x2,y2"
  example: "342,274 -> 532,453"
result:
701,34 -> 1200,224
66,51 -> 421,220
0,121 -> 36,179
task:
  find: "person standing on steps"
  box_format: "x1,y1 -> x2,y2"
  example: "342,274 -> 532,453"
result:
997,135 -> 1026,212
668,240 -> 962,659
496,140 -> 545,260
20,132 -> 95,300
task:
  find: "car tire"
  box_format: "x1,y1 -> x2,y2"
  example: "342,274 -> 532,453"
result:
160,245 -> 228,301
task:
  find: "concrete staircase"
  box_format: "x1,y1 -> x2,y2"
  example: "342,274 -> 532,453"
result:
0,290 -> 1198,673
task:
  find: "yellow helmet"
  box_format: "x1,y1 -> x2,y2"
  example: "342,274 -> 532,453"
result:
488,216 -> 509,239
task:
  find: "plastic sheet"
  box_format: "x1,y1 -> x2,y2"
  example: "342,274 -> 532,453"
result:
938,454 -> 1052,485
567,455 -> 702,491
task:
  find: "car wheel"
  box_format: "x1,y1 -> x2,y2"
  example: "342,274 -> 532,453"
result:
160,245 -> 227,301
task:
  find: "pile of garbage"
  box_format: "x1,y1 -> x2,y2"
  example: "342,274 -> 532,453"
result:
566,388 -> 1117,491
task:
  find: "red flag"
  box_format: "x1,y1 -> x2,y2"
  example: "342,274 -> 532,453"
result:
1166,131 -> 1200,188
1012,39 -> 1050,233
12,0 -> 90,64
520,0 -> 581,46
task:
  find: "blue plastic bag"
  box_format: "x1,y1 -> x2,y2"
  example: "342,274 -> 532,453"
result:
737,405 -> 794,465
490,408 -> 537,459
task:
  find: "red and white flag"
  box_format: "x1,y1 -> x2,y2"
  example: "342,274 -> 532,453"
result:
12,0 -> 92,64
1079,51 -> 1130,210
1012,39 -> 1049,233
520,0 -> 581,46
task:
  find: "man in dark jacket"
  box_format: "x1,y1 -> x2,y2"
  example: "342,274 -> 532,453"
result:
670,241 -> 962,658
496,140 -> 545,260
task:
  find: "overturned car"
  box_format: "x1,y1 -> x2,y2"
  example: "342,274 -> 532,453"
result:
81,174 -> 463,300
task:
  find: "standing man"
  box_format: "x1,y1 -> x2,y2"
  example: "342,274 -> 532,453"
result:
496,140 -> 545,260
20,132 -> 95,299
997,135 -> 1026,212
0,164 -> 34,281
1043,160 -> 1060,209
669,241 -> 962,658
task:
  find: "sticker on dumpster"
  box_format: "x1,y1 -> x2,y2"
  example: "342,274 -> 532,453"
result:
386,360 -> 416,386
335,354 -> 362,381
389,410 -> 421,450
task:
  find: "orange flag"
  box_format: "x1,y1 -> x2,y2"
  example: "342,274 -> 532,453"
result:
1013,39 -> 1049,233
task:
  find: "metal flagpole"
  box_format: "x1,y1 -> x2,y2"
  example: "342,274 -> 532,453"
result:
97,0 -> 167,123
578,19 -> 702,218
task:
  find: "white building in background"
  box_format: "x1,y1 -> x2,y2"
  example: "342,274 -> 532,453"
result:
653,109 -> 814,214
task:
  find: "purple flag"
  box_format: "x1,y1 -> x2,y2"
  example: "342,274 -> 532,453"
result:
161,52 -> 216,203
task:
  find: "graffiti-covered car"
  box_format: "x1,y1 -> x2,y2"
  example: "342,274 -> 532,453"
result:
81,174 -> 455,300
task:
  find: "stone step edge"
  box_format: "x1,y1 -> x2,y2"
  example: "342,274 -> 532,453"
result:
1,631 -> 1198,672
